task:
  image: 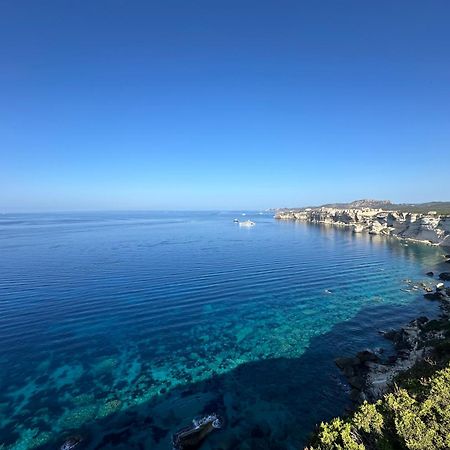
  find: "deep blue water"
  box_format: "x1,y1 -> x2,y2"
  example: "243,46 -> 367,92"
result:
0,211 -> 446,449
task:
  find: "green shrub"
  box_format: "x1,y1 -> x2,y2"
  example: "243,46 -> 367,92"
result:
307,364 -> 450,450
310,418 -> 364,450
353,401 -> 384,434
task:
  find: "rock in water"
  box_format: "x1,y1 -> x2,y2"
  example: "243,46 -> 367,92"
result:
334,357 -> 359,370
439,273 -> 450,281
426,271 -> 434,277
357,350 -> 380,361
424,283 -> 449,300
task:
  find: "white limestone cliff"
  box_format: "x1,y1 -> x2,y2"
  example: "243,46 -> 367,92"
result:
275,207 -> 450,246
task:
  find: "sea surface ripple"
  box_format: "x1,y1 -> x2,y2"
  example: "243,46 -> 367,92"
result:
0,211 -> 444,449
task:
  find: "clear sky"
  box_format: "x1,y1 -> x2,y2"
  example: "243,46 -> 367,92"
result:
1,1 -> 449,211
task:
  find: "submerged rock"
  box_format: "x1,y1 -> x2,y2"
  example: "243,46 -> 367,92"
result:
334,357 -> 359,370
348,376 -> 364,390
424,292 -> 446,300
439,272 -> 450,281
426,271 -> 434,277
356,350 -> 380,363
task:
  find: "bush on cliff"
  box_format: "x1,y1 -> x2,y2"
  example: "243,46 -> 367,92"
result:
306,363 -> 450,450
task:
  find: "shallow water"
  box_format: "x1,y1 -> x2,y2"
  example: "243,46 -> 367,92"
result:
0,211 -> 445,449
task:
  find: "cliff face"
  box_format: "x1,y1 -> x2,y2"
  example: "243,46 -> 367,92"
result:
275,207 -> 450,246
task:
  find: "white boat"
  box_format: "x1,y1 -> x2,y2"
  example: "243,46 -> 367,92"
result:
239,220 -> 255,227
172,413 -> 223,450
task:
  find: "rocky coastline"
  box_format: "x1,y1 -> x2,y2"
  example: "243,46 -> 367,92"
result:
275,202 -> 450,247
305,254 -> 450,449
334,258 -> 450,407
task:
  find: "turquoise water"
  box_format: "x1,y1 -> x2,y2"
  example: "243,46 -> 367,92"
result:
0,211 -> 445,449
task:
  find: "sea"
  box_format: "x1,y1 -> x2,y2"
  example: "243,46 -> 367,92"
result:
0,211 -> 446,449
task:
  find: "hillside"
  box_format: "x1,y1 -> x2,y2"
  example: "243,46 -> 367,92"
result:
316,200 -> 450,215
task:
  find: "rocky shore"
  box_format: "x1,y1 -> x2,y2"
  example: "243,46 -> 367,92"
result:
334,258 -> 450,406
275,201 -> 450,246
305,255 -> 450,449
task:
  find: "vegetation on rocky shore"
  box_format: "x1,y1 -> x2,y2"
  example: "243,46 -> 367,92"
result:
305,262 -> 450,450
306,361 -> 450,450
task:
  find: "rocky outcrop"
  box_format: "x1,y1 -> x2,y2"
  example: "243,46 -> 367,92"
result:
333,272 -> 450,405
275,207 -> 450,246
423,280 -> 450,300
336,315 -> 449,403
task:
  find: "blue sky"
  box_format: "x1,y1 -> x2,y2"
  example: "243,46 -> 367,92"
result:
1,1 -> 449,211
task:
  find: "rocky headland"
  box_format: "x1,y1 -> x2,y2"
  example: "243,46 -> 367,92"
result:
334,255 -> 450,399
299,201 -> 450,449
275,200 -> 450,247
306,253 -> 450,449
